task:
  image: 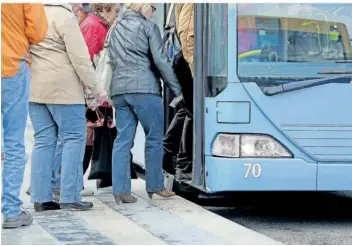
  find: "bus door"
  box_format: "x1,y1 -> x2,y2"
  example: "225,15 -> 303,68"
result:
192,3 -> 230,191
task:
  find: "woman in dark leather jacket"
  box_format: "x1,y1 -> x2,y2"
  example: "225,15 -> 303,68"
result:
109,3 -> 183,204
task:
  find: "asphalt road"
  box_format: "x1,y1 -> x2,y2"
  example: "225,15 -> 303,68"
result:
194,191 -> 352,245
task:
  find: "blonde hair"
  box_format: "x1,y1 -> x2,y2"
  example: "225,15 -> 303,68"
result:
124,3 -> 152,14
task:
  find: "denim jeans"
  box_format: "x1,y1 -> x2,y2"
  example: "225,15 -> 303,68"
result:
29,103 -> 86,203
1,63 -> 30,219
112,94 -> 164,194
51,139 -> 63,189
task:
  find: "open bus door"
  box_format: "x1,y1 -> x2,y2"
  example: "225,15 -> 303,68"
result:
173,3 -> 229,193
163,3 -> 230,194
162,3 -> 207,194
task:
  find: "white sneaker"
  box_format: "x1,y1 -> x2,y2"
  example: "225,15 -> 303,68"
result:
81,189 -> 94,197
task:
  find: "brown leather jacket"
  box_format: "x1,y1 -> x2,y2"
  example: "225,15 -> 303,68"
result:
175,3 -> 194,77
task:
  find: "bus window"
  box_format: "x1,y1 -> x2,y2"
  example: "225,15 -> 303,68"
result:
237,3 -> 352,84
206,3 -> 228,97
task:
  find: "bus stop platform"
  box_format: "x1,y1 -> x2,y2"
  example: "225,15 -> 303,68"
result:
1,122 -> 282,245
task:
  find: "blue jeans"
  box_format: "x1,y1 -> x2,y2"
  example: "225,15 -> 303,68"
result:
1,63 -> 30,219
29,103 -> 86,203
51,139 -> 62,189
112,94 -> 164,194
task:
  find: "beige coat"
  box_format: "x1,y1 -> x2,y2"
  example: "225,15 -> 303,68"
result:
175,3 -> 194,77
29,4 -> 99,105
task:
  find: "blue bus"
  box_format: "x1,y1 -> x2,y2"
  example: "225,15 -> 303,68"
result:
132,3 -> 352,194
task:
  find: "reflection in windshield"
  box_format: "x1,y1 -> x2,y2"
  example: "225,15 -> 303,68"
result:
238,4 -> 352,62
237,3 -> 352,82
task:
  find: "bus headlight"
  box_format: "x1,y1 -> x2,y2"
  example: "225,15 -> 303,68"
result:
212,134 -> 240,158
212,134 -> 292,158
241,135 -> 292,157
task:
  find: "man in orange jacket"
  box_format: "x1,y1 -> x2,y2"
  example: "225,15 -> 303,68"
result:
1,3 -> 47,229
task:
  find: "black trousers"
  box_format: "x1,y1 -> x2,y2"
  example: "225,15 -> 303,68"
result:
163,53 -> 194,176
176,114 -> 193,174
163,84 -> 193,175
163,107 -> 187,174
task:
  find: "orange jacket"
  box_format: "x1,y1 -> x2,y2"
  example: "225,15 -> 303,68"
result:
1,3 -> 48,77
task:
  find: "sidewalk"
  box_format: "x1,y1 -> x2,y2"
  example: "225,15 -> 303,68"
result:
1,120 -> 283,245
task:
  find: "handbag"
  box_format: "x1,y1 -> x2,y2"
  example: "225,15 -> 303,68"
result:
95,19 -> 118,105
88,108 -> 115,180
86,109 -> 104,146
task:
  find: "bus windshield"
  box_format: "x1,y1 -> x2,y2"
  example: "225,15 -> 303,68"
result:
237,3 -> 352,83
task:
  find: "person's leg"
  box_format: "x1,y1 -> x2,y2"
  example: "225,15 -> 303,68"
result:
82,106 -> 99,195
83,145 -> 93,175
26,137 -> 62,200
127,94 -> 173,198
81,145 -> 94,196
49,104 -> 90,209
112,95 -> 138,204
29,103 -> 61,212
51,138 -> 62,189
1,63 -> 33,228
162,107 -> 187,174
176,115 -> 193,181
50,138 -> 62,201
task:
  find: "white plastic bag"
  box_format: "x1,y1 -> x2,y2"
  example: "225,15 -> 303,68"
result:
95,47 -> 113,105
95,19 -> 118,105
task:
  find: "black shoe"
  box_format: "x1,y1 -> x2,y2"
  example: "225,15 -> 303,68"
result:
34,201 -> 61,212
60,201 -> 93,210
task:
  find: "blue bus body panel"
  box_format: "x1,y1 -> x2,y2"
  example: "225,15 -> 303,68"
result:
204,83 -> 317,191
205,157 -> 317,191
242,83 -> 352,163
317,163 -> 352,191
204,81 -> 352,191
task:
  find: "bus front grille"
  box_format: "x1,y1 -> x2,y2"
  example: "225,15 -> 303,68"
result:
282,124 -> 352,162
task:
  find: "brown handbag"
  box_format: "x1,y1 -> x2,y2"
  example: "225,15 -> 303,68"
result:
86,109 -> 104,146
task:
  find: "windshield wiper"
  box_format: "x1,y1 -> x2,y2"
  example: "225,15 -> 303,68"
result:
335,60 -> 352,63
318,71 -> 352,74
263,75 -> 351,96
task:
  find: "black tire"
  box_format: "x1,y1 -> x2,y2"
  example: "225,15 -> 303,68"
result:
172,180 -> 200,202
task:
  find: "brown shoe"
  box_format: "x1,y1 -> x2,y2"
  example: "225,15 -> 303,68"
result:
113,194 -> 138,205
148,189 -> 175,199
